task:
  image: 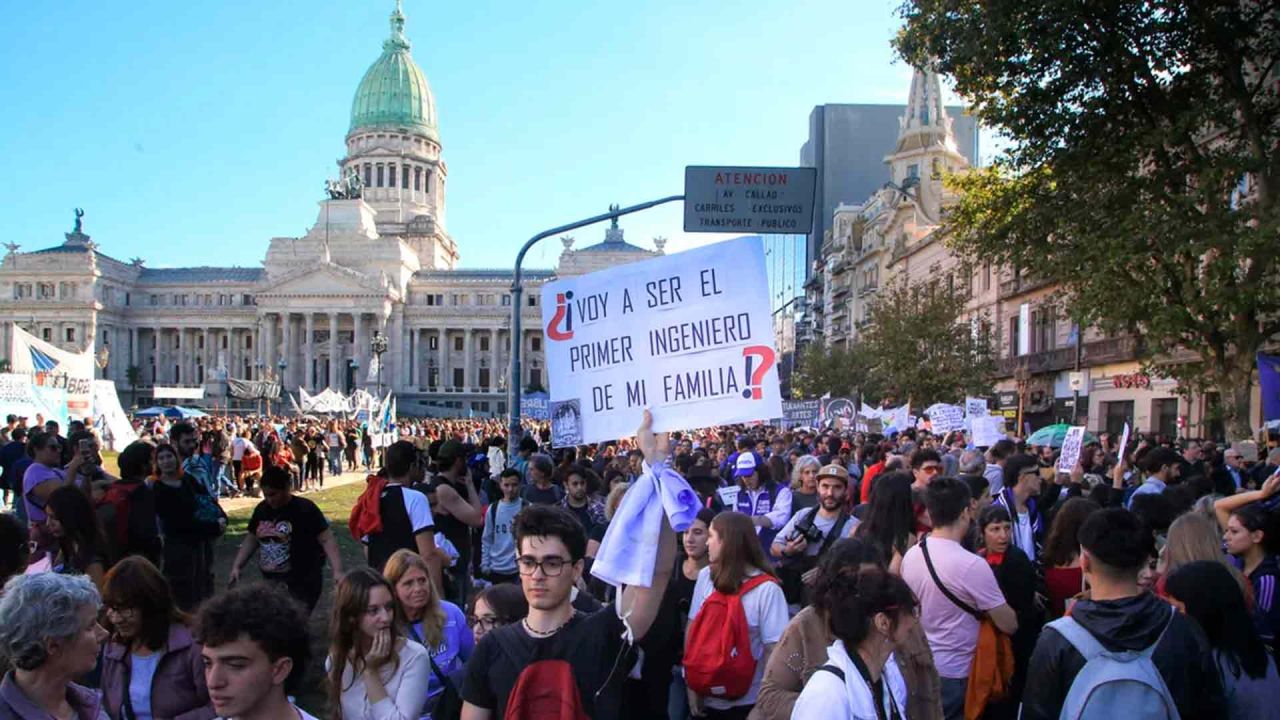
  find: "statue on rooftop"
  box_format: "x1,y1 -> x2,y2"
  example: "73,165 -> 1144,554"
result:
73,208 -> 84,234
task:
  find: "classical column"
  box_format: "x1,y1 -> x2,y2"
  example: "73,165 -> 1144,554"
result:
329,313 -> 340,390
176,328 -> 186,385
462,328 -> 473,392
439,327 -> 450,390
490,328 -> 499,391
129,327 -> 138,369
353,312 -> 366,386
417,328 -> 426,389
397,309 -> 411,392
282,314 -> 294,388
225,326 -> 236,380
304,313 -> 316,391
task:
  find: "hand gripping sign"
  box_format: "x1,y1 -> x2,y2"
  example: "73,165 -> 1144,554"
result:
541,236 -> 783,446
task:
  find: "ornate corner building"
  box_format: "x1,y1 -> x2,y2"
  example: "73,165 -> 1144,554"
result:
0,2 -> 660,417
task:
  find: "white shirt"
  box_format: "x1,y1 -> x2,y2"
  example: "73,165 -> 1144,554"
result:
1014,510 -> 1035,559
791,639 -> 908,720
688,566 -> 789,709
328,639 -> 431,720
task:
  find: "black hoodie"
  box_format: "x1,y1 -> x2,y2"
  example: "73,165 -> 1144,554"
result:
1019,592 -> 1224,719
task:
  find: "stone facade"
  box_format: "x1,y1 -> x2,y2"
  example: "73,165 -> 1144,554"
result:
0,2 -> 660,418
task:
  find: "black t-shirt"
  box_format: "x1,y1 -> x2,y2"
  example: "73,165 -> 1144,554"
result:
566,502 -> 595,536
523,483 -> 564,506
461,606 -> 634,719
248,496 -> 329,590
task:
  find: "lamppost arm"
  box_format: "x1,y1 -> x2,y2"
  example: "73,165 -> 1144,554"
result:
507,195 -> 684,459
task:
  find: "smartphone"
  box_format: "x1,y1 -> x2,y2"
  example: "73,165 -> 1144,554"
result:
78,438 -> 93,453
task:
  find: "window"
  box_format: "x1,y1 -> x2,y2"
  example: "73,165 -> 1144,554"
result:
907,164 -> 919,179
453,336 -> 464,352
528,369 -> 541,388
1009,316 -> 1020,358
1104,401 -> 1134,438
1154,398 -> 1178,439
428,368 -> 439,387
428,335 -> 438,350
531,337 -> 542,352
453,368 -> 464,388
479,336 -> 490,352
42,328 -> 52,342
364,163 -> 372,187
479,368 -> 491,388
425,170 -> 432,193
64,328 -> 75,343
245,335 -> 253,350
527,296 -> 536,307
198,335 -> 205,350
149,294 -> 158,306
376,164 -> 384,187
402,164 -> 410,190
931,158 -> 941,179
501,294 -> 511,306
389,164 -> 397,188
1031,308 -> 1055,353
414,167 -> 422,191
242,294 -> 255,305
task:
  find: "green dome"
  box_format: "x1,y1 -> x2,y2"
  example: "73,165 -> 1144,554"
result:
349,1 -> 437,140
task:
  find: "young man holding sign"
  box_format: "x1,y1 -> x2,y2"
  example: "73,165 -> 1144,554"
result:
459,411 -> 677,720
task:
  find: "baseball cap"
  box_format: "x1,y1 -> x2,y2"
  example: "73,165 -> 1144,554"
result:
816,463 -> 850,486
734,453 -> 758,478
437,440 -> 464,464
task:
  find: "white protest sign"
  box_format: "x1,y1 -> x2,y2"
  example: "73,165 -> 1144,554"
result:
972,416 -> 1006,448
541,235 -> 781,446
965,397 -> 989,419
92,381 -> 138,451
1057,426 -> 1087,473
8,324 -> 95,419
883,404 -> 910,432
1117,422 -> 1131,463
927,404 -> 965,435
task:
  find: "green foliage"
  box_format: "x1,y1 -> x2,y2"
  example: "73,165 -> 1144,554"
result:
858,276 -> 996,406
791,342 -> 874,399
896,0 -> 1280,436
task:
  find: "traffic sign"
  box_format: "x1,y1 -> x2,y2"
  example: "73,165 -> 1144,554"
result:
684,166 -> 817,234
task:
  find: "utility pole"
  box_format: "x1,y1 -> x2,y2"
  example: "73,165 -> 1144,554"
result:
506,196 -> 684,460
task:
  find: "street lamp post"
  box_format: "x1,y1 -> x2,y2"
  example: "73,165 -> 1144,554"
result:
349,358 -> 360,395
1014,363 -> 1031,438
507,196 -> 684,460
276,359 -> 287,416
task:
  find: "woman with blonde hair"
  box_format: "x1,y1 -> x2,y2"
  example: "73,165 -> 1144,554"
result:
383,549 -> 472,714
790,455 -> 821,515
1159,511 -> 1252,604
327,567 -> 430,720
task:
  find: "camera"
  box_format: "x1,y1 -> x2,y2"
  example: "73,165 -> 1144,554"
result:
792,516 -> 824,545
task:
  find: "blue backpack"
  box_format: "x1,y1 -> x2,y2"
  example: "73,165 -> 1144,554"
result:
1049,606 -> 1179,720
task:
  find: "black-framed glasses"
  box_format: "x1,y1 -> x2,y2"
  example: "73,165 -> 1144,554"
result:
467,614 -> 501,631
517,555 -> 570,577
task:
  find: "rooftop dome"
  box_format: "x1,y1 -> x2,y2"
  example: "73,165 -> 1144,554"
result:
349,1 -> 438,141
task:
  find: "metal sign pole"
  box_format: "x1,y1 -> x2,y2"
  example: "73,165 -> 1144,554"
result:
507,195 -> 684,461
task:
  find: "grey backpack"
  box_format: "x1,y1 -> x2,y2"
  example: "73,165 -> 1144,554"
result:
1048,606 -> 1180,720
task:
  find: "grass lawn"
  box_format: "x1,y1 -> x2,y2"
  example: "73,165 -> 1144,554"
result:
210,481 -> 367,717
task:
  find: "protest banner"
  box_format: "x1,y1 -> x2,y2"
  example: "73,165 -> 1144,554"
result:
965,397 -> 989,419
8,324 -> 95,419
1117,422 -> 1131,465
540,235 -> 781,446
821,397 -> 857,430
92,381 -> 138,451
1057,426 -> 1087,473
0,372 -> 68,429
782,399 -> 821,428
971,416 -> 1006,448
882,404 -> 910,432
928,403 -> 965,435
521,391 -> 550,421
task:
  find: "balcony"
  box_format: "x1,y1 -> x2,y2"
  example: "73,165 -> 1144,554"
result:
995,335 -> 1140,377
857,283 -> 879,298
998,275 -> 1054,300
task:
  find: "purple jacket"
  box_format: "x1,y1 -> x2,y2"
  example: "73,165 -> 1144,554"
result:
99,624 -> 215,720
0,672 -> 105,720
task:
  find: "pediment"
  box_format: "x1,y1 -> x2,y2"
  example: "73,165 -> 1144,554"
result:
257,262 -> 388,297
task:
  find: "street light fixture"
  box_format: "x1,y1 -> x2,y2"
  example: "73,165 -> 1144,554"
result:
348,357 -> 360,393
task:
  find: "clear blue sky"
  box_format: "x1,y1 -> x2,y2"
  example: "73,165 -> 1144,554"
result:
0,0 -> 969,275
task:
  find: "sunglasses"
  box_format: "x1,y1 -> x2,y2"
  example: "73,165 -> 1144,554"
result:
919,465 -> 942,475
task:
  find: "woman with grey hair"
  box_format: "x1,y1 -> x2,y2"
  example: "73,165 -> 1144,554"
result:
0,573 -> 108,718
790,454 -> 822,515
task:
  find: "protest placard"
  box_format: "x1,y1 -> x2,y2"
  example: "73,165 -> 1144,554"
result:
782,399 -> 821,428
965,397 -> 989,419
1117,422 -> 1131,464
540,235 -> 780,445
821,397 -> 856,430
972,415 -> 1006,448
928,404 -> 965,434
1057,426 -> 1087,473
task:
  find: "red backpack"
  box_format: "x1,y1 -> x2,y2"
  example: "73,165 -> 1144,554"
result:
684,573 -> 777,700
493,631 -> 589,720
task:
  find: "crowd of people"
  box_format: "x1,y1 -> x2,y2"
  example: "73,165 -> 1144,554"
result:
0,406 -> 1278,719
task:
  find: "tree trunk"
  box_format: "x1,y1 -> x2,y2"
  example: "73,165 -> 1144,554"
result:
1213,356 -> 1256,441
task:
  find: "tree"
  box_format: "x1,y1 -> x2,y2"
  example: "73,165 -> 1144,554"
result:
791,342 -> 876,399
897,0 -> 1280,438
126,364 -> 142,411
858,276 -> 996,406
